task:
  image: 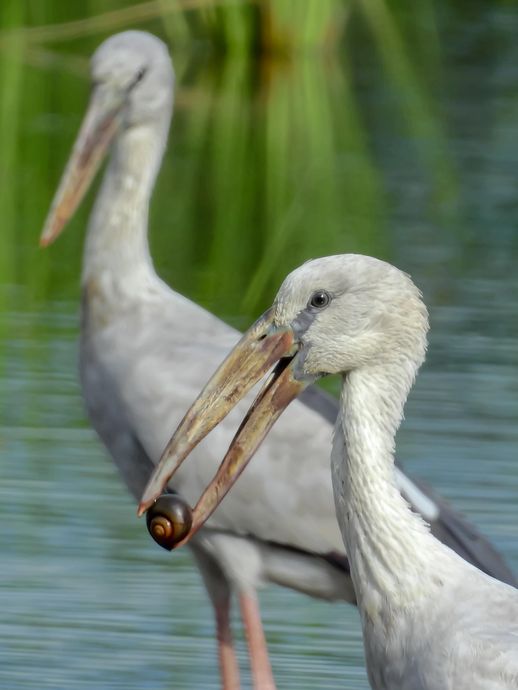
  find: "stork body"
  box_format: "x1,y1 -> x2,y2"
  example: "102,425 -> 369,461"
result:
147,254 -> 518,689
41,32 -> 515,690
328,278 -> 518,688
325,257 -> 518,689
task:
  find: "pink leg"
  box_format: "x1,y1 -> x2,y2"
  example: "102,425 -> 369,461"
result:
215,597 -> 241,690
239,592 -> 277,690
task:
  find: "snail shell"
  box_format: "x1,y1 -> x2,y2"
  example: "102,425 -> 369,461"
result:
146,493 -> 193,551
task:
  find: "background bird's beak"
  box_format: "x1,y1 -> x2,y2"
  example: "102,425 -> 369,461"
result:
138,308 -> 311,544
39,87 -> 123,247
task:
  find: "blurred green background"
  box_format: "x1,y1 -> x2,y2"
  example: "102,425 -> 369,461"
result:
0,0 -> 463,326
1,1 -> 517,689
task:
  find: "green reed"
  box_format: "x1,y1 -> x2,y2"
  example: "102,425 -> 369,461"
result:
0,0 -> 460,330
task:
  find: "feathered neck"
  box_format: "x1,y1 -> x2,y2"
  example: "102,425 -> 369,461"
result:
331,364 -> 455,622
82,115 -> 169,291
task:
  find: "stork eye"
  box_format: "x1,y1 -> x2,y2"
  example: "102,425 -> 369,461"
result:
136,66 -> 147,82
129,66 -> 148,90
309,290 -> 331,309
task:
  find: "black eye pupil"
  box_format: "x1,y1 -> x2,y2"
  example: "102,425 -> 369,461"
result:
127,67 -> 148,93
309,291 -> 330,309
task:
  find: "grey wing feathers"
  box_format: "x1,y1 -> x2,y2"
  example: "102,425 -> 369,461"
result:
415,479 -> 517,587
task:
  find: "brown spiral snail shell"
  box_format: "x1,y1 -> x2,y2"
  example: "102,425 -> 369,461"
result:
146,493 -> 193,551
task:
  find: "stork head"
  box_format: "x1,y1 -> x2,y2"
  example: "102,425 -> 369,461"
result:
91,31 -> 174,129
138,254 -> 429,543
39,31 -> 174,247
271,254 -> 429,378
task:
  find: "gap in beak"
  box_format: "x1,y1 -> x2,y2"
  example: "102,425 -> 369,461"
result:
235,354 -> 297,431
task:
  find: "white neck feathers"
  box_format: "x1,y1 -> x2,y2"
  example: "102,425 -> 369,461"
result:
332,365 -> 450,618
82,118 -> 168,290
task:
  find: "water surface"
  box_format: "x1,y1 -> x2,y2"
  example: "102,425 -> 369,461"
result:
1,3 -> 518,688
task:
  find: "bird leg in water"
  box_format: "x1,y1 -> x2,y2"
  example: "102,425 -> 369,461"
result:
215,595 -> 241,690
239,592 -> 277,690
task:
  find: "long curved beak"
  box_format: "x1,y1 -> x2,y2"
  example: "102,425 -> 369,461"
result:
39,87 -> 123,247
138,308 -> 313,545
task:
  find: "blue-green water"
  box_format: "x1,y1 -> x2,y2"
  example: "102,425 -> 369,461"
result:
1,2 -> 518,688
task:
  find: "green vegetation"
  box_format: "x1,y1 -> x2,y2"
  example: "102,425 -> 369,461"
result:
0,0 -> 460,327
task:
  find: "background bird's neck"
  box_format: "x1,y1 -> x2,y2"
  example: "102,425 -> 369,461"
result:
332,365 -> 448,619
82,118 -> 169,291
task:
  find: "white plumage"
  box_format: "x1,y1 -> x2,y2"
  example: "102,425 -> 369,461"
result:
156,254 -> 518,689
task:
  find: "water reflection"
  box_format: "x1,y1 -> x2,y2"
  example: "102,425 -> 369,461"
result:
1,2 -> 518,689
